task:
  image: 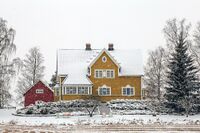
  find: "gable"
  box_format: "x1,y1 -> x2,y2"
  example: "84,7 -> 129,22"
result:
91,51 -> 118,69
89,49 -> 120,69
23,81 -> 53,96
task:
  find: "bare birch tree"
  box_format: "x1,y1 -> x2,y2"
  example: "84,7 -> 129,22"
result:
188,22 -> 200,68
190,22 -> 200,111
194,22 -> 200,47
0,18 -> 22,108
144,46 -> 166,102
16,47 -> 45,105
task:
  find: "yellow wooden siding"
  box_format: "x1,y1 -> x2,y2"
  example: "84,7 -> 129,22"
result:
89,51 -> 141,101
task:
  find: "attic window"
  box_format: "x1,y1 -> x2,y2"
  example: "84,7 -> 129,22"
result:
36,89 -> 44,94
102,56 -> 107,63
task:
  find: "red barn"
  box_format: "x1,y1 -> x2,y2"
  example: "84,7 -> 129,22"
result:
24,80 -> 54,107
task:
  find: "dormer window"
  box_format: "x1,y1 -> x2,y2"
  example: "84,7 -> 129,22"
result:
102,56 -> 107,63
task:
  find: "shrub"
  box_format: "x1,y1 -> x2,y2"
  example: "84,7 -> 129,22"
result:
40,108 -> 48,114
26,109 -> 33,114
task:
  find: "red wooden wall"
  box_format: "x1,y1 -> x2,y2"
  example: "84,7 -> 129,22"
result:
24,81 -> 54,107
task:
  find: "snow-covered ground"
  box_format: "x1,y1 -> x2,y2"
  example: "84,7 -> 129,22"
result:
0,109 -> 200,126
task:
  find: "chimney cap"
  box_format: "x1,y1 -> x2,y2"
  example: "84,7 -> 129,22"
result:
85,43 -> 91,50
108,43 -> 114,51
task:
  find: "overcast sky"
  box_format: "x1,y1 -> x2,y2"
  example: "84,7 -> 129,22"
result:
0,0 -> 200,82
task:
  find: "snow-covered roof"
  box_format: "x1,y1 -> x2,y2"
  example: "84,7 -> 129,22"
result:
23,80 -> 53,96
109,49 -> 143,76
57,49 -> 143,85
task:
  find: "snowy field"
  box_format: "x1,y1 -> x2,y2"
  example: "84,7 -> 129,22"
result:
0,109 -> 200,126
0,109 -> 200,132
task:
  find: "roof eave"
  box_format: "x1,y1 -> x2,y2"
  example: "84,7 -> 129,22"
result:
118,74 -> 144,77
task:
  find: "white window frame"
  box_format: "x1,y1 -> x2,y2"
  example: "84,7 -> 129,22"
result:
102,56 -> 107,63
62,86 -> 92,95
98,85 -> 111,96
64,86 -> 77,95
95,69 -> 115,78
78,86 -> 90,95
106,69 -> 115,78
122,85 -> 135,96
36,89 -> 44,94
95,69 -> 103,78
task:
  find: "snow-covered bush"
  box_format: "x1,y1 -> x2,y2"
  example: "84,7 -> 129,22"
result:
40,107 -> 48,114
25,107 -> 34,114
16,100 -> 99,115
108,100 -> 149,110
107,99 -> 167,115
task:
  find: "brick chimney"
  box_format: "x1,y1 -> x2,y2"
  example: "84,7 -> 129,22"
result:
85,43 -> 91,50
108,43 -> 114,51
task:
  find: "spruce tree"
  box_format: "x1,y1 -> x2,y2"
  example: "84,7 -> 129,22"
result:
164,19 -> 200,115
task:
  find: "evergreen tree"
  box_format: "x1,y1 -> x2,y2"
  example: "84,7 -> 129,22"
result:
49,71 -> 57,87
164,19 -> 200,115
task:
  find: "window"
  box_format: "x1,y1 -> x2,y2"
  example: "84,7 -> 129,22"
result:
119,67 -> 121,73
95,70 -> 103,78
122,87 -> 134,96
111,70 -> 114,78
36,89 -> 44,94
98,86 -> 111,96
63,86 -> 91,95
107,70 -> 110,78
99,70 -> 103,77
54,88 -> 59,96
102,56 -> 107,63
78,86 -> 89,95
64,87 -> 76,94
106,70 -> 114,78
95,69 -> 114,78
142,89 -> 146,98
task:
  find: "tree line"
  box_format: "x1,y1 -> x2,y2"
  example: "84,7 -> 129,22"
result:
0,18 -> 45,107
144,18 -> 200,116
1,17 -> 200,116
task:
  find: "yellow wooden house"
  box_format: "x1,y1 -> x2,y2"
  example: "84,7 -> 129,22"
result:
54,44 -> 143,102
